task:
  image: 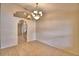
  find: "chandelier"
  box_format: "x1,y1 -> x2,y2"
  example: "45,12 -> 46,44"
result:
31,3 -> 43,20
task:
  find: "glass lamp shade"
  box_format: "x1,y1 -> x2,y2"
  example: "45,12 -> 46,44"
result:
34,15 -> 40,20
32,10 -> 43,20
39,11 -> 43,16
32,13 -> 35,17
33,10 -> 38,14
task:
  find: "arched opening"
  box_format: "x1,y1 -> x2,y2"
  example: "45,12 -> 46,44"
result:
18,20 -> 27,44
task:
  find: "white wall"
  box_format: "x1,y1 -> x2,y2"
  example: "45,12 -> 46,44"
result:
0,3 -> 1,48
36,4 -> 77,49
36,18 -> 73,49
0,3 -> 24,48
26,20 -> 36,42
0,3 -> 36,48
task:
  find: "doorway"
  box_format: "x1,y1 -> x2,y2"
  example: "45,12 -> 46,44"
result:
18,20 -> 27,44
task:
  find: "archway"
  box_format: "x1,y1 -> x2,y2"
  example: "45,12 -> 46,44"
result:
18,20 -> 27,44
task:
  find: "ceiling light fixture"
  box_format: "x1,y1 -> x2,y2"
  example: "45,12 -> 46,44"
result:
31,3 -> 43,20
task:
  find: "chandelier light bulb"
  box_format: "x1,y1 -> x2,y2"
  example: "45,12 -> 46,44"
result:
32,13 -> 35,17
34,10 -> 38,14
34,15 -> 40,20
39,11 -> 43,16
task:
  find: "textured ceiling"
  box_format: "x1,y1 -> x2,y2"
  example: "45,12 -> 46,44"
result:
18,3 -> 79,14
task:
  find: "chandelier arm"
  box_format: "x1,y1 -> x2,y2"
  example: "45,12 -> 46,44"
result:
32,3 -> 43,20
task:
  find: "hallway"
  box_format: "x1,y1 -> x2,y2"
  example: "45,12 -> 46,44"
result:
0,41 -> 76,56
17,20 -> 27,44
